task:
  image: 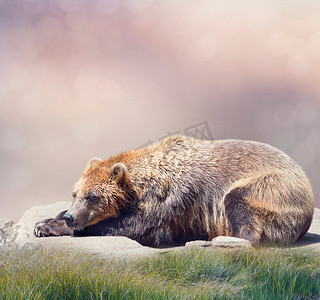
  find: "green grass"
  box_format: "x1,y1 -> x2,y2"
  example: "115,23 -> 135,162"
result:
0,246 -> 319,299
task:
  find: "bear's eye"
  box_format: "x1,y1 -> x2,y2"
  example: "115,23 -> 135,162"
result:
85,194 -> 99,203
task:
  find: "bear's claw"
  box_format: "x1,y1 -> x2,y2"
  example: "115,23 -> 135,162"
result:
34,222 -> 50,237
33,218 -> 73,237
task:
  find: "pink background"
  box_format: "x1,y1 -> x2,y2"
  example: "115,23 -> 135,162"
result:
1,0 -> 320,220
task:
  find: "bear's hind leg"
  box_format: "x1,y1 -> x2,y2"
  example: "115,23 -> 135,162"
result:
224,189 -> 261,246
224,172 -> 313,246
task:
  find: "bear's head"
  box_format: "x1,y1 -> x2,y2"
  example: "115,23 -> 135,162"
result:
63,157 -> 136,230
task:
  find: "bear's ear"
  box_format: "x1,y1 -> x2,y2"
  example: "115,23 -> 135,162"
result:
86,157 -> 102,170
110,162 -> 128,183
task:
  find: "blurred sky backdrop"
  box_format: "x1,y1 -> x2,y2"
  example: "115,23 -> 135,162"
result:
1,0 -> 320,221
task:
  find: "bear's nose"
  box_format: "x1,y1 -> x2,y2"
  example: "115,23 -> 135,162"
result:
63,213 -> 74,225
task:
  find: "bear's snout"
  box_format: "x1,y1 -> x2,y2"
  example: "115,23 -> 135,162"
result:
63,213 -> 74,225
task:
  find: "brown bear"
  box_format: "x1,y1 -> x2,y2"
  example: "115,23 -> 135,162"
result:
34,135 -> 314,247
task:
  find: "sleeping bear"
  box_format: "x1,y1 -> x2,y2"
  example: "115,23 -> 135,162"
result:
34,135 -> 314,247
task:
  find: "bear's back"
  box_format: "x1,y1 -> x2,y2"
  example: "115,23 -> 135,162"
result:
157,135 -> 304,180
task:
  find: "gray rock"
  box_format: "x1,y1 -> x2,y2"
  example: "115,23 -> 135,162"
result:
33,236 -> 161,258
1,201 -> 160,257
12,201 -> 70,246
0,217 -> 15,247
0,228 -> 6,247
0,217 -> 15,229
309,207 -> 320,233
1,203 -> 320,257
211,236 -> 253,249
185,237 -> 253,249
295,207 -> 320,250
185,240 -> 213,248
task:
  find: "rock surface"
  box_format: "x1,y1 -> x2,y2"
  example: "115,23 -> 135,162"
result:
185,240 -> 213,248
211,236 -> 253,248
0,201 -> 163,257
1,203 -> 320,257
185,236 -> 253,249
0,217 -> 15,247
34,236 -> 163,257
12,201 -> 71,247
295,207 -> 320,250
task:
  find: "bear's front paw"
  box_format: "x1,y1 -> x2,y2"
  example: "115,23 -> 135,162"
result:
34,219 -> 57,237
34,220 -> 51,237
34,219 -> 73,237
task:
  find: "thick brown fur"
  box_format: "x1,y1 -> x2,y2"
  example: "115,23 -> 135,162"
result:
34,135 -> 314,247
